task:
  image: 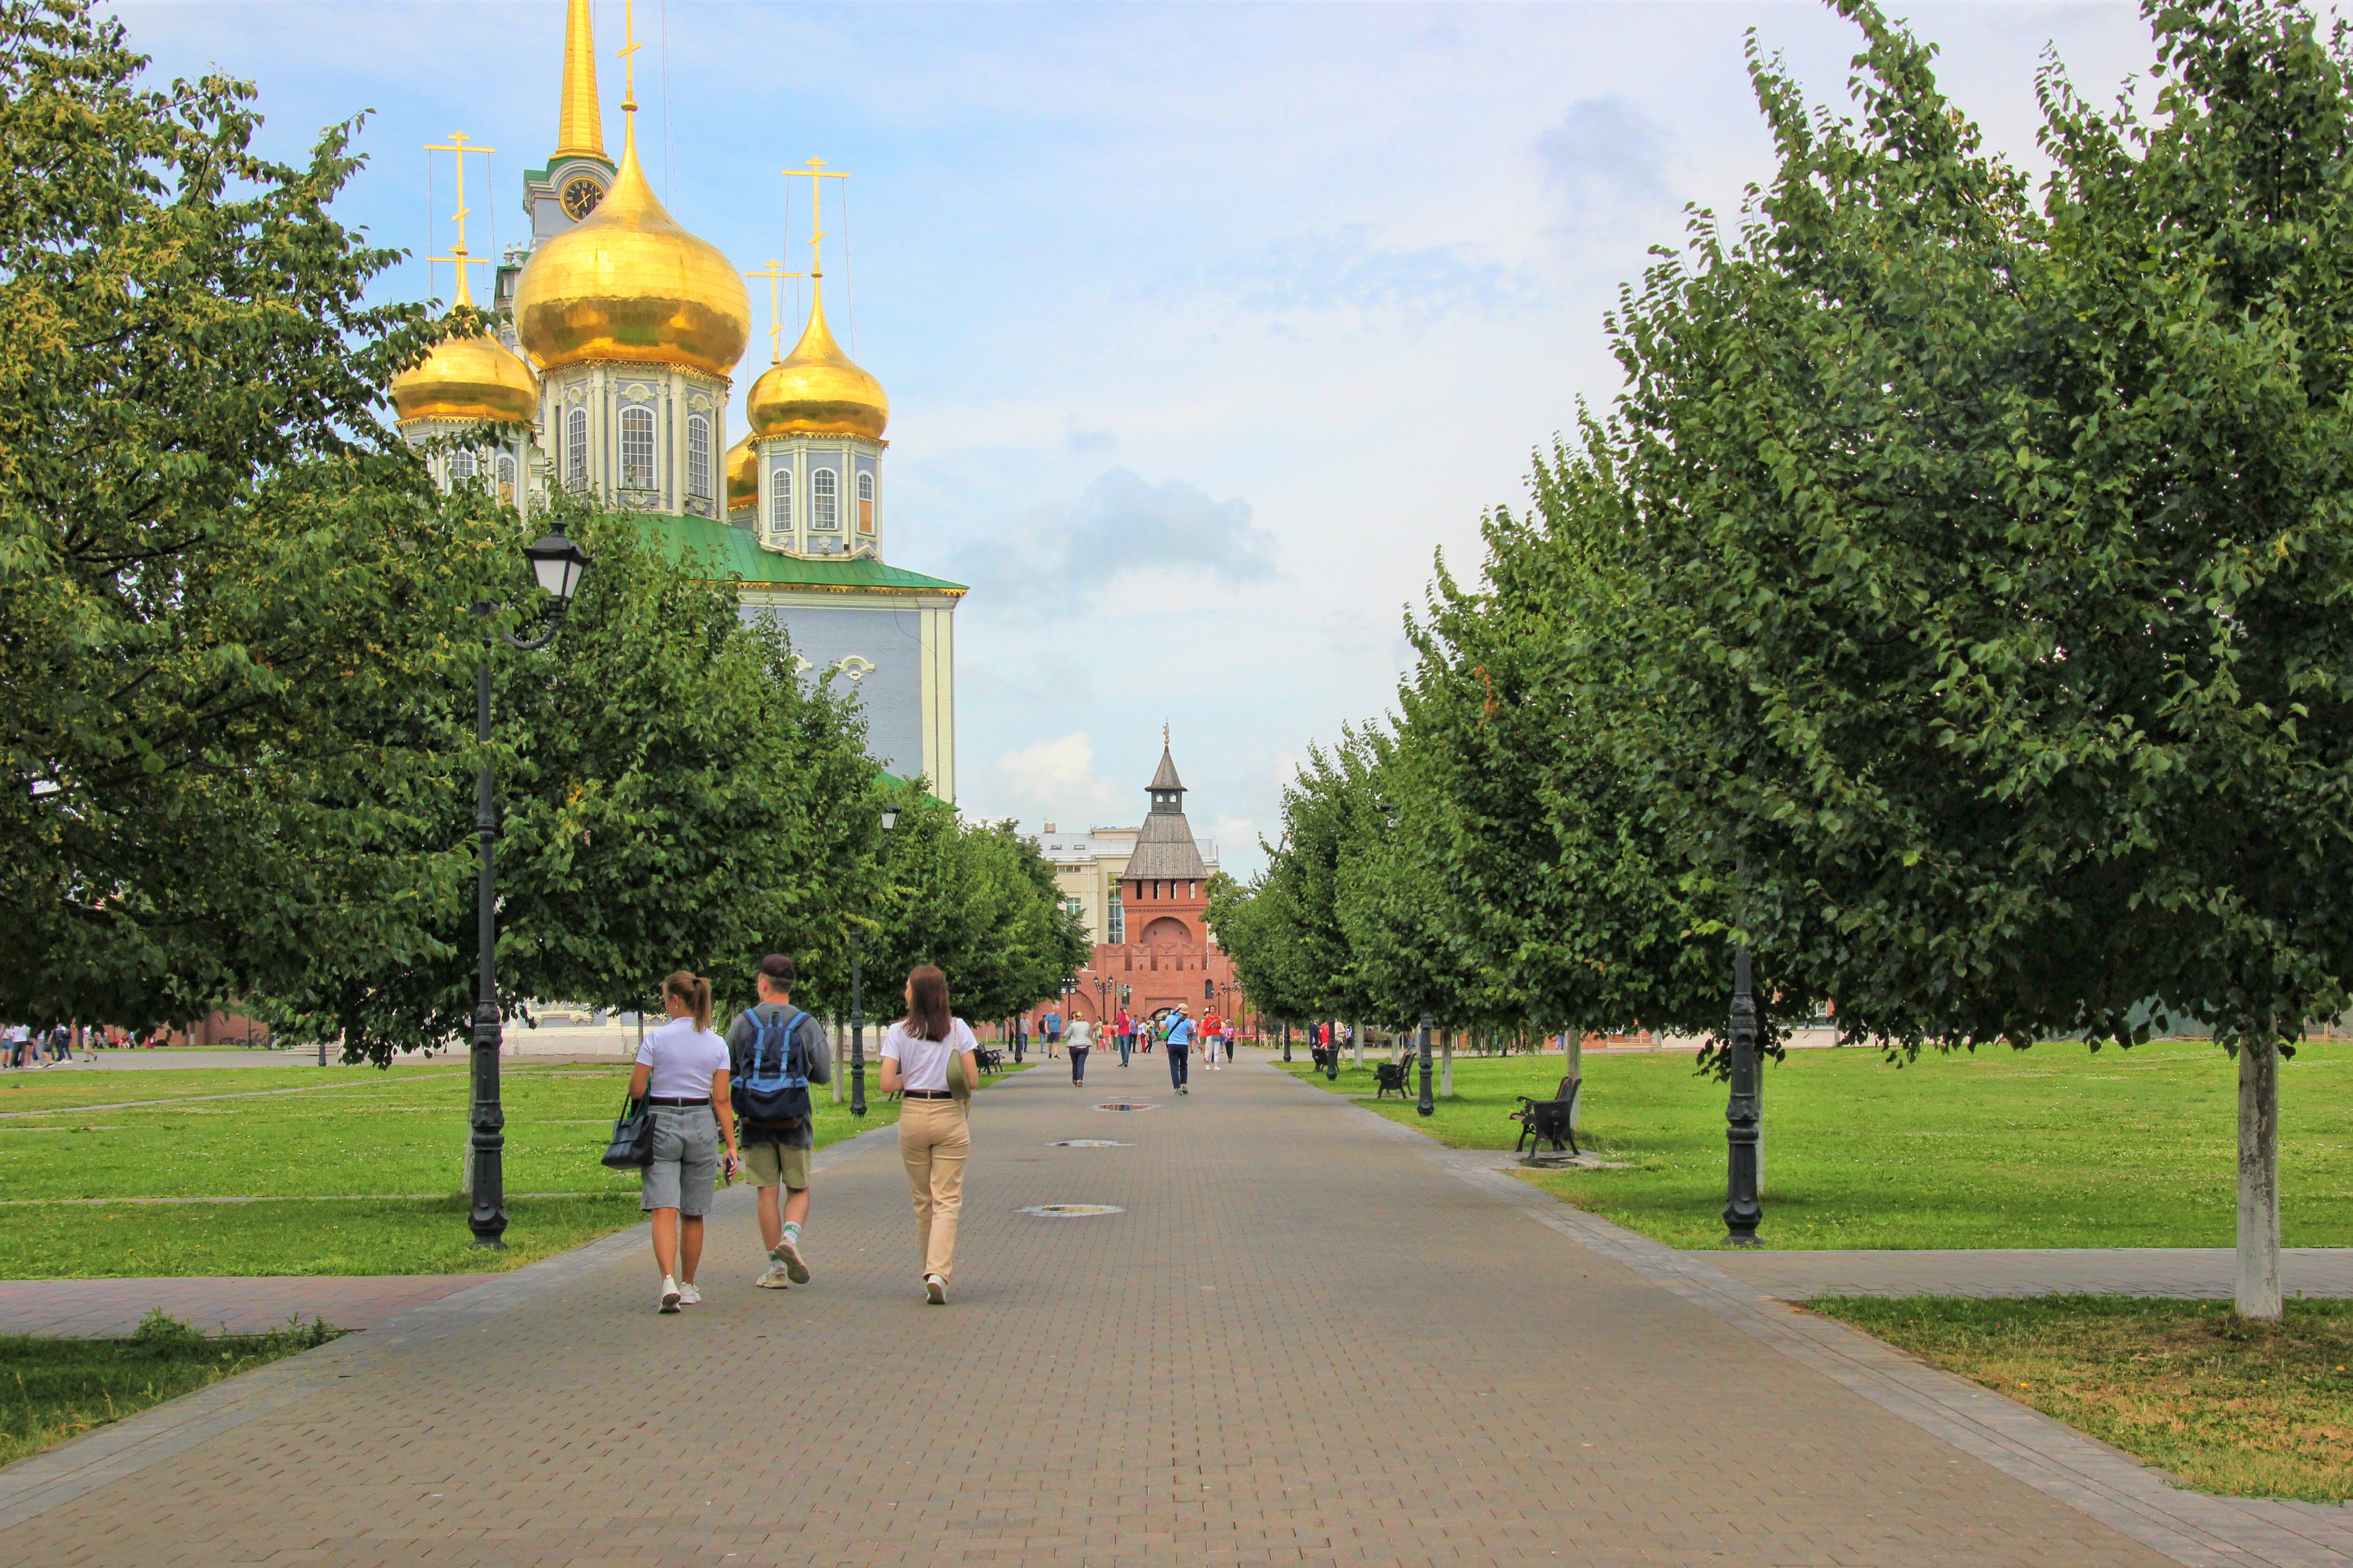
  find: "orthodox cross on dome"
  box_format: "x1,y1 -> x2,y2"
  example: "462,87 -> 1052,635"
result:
745,259 -> 807,365
423,130 -> 495,307
617,0 -> 644,115
781,159 -> 849,289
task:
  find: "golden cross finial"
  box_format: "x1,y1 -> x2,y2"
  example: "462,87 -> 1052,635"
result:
781,158 -> 849,283
745,260 -> 807,363
423,131 -> 496,304
1164,721 -> 1171,747
618,0 -> 642,113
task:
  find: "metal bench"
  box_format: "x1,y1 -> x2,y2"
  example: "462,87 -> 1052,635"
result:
1372,1057 -> 1412,1099
1510,1074 -> 1581,1157
974,1045 -> 1006,1076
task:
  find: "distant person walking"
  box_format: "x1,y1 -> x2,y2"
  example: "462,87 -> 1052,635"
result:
1202,1011 -> 1224,1070
1066,1015 -> 1093,1087
1115,1008 -> 1134,1068
727,954 -> 829,1291
880,965 -> 980,1305
1165,1005 -> 1194,1096
1043,1008 -> 1062,1060
629,972 -> 739,1314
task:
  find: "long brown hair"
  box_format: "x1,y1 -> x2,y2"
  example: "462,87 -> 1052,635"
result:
906,965 -> 952,1043
664,970 -> 712,1033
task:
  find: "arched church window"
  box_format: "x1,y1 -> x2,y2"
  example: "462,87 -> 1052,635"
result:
811,468 -> 838,530
497,453 -> 516,505
770,467 -> 793,530
566,408 -> 588,485
451,448 -> 477,483
685,415 -> 711,499
857,471 -> 875,532
619,406 -> 656,489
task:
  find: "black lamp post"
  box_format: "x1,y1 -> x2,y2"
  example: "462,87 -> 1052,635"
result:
1282,1020 -> 1292,1062
1724,945 -> 1763,1244
849,802 -> 900,1118
466,526 -> 590,1249
1416,1012 -> 1435,1117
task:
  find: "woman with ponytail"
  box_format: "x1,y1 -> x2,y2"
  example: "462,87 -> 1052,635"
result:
879,965 -> 980,1304
628,970 -> 740,1313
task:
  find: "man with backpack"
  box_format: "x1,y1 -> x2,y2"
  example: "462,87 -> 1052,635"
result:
728,955 -> 831,1290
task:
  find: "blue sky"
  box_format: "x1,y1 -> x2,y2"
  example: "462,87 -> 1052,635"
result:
110,0 -> 2156,875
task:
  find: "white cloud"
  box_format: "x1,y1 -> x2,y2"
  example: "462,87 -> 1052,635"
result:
995,732 -> 1127,825
948,467 -> 1280,615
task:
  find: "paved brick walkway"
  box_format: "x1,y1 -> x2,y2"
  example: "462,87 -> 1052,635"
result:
1712,1247 -> 2353,1301
0,1275 -> 495,1337
0,1056 -> 2256,1566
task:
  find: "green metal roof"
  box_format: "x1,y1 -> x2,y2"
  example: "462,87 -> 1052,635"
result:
640,512 -> 967,595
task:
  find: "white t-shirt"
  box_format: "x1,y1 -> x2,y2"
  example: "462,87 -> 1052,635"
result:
880,1017 -> 978,1093
635,1016 -> 729,1099
1065,1018 -> 1093,1050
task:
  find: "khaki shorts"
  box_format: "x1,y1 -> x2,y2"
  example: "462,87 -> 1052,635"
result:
744,1142 -> 810,1191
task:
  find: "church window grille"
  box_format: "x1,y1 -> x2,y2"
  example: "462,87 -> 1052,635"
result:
857,471 -> 875,532
496,453 -> 516,504
451,448 -> 477,483
619,406 -> 656,489
811,468 -> 838,530
565,408 -> 588,484
685,415 -> 711,499
770,467 -> 793,530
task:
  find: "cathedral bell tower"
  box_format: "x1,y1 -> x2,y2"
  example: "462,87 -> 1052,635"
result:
508,0 -> 750,520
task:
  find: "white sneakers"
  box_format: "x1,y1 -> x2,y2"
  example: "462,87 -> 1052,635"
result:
925,1274 -> 947,1305
774,1236 -> 811,1285
677,1282 -> 702,1307
659,1277 -> 682,1314
755,1263 -> 793,1289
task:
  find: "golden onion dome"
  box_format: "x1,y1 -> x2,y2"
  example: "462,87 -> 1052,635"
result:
745,287 -> 889,441
511,116 -> 750,378
389,272 -> 538,425
725,431 -> 757,514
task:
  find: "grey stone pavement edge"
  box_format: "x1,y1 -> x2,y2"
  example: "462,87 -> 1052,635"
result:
0,1056 -> 2341,1565
1281,1079 -> 2353,1568
1709,1246 -> 2353,1301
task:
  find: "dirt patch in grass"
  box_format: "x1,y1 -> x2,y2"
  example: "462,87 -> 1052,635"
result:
0,1309 -> 341,1466
1811,1294 -> 2353,1501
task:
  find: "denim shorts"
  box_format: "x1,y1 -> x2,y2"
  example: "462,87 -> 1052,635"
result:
640,1102 -> 720,1216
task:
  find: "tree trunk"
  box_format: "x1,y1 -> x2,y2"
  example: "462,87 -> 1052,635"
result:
2238,1033 -> 2282,1320
1440,1028 -> 1453,1097
1352,1018 -> 1363,1068
1565,1028 -> 1585,1128
830,1015 -> 843,1103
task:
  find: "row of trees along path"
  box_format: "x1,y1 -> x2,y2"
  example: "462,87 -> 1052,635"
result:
0,1 -> 1087,1062
1213,0 -> 2353,1319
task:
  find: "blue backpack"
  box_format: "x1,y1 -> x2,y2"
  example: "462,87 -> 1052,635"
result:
735,1007 -> 812,1131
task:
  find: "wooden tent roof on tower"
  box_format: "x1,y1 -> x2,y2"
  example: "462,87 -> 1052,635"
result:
1125,746 -> 1209,881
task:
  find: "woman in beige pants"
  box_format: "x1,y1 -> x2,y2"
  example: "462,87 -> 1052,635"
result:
879,965 -> 980,1305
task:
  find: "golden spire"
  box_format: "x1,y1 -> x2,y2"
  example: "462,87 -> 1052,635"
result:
554,0 -> 605,160
744,157 -> 886,440
745,260 -> 807,365
423,130 -> 494,307
509,0 -> 750,377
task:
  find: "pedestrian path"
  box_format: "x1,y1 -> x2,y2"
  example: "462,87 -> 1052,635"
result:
0,1052 -> 2321,1566
1711,1246 -> 2353,1301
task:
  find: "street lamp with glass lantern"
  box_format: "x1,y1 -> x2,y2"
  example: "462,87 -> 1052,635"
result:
848,801 -> 900,1118
466,526 -> 590,1248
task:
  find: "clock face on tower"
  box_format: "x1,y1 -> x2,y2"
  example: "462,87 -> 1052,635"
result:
559,174 -> 606,221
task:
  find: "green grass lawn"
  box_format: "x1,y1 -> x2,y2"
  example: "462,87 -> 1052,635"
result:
0,1309 -> 340,1467
1277,1040 -> 2353,1250
0,1061 -> 910,1277
1812,1295 -> 2353,1501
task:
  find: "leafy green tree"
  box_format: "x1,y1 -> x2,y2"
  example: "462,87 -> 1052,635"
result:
0,0 -> 505,1031
851,796 -> 1088,1026
262,500 -> 887,1059
1578,0 -> 2353,1312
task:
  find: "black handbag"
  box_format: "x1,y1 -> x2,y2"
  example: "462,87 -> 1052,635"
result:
601,1093 -> 656,1169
